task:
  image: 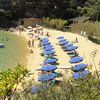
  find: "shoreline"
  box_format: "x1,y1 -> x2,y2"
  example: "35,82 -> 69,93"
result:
12,31 -> 30,67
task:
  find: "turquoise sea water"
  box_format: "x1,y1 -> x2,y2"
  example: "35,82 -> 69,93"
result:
0,31 -> 29,70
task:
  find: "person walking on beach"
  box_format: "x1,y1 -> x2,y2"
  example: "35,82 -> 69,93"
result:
28,40 -> 31,47
32,39 -> 34,47
30,49 -> 33,53
76,38 -> 78,43
45,31 -> 50,37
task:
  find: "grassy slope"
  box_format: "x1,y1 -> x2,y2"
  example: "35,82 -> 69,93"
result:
0,31 -> 29,70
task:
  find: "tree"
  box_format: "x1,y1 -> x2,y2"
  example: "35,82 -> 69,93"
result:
0,64 -> 29,100
84,0 -> 100,20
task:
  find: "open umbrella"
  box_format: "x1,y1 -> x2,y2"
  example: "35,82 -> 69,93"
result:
42,42 -> 51,46
71,63 -> 87,72
72,70 -> 90,79
41,39 -> 49,43
57,36 -> 64,39
44,58 -> 57,64
44,47 -> 54,51
59,41 -> 69,45
65,46 -> 78,51
64,43 -> 73,47
43,45 -> 53,48
43,51 -> 55,55
59,39 -> 67,42
69,56 -> 83,63
38,73 -> 56,82
40,38 -> 48,41
43,45 -> 53,50
41,65 -> 57,71
62,43 -> 73,50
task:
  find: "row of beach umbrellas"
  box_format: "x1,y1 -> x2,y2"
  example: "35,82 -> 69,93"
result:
38,38 -> 58,82
31,38 -> 57,94
57,36 -> 90,79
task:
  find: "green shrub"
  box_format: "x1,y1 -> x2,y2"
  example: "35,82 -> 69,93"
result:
49,19 -> 57,28
43,17 -> 50,27
0,64 -> 29,100
12,71 -> 100,100
56,18 -> 67,30
71,21 -> 100,38
42,17 -> 67,30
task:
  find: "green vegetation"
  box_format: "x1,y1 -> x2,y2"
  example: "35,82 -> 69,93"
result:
43,17 -> 67,30
0,0 -> 100,99
0,64 -> 29,100
11,71 -> 100,100
0,65 -> 100,100
71,21 -> 100,38
0,31 -> 29,69
0,0 -> 100,28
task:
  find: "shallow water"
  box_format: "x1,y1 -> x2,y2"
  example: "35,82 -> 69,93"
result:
0,31 -> 29,70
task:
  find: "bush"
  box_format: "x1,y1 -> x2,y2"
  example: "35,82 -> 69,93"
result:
0,64 -> 29,100
71,21 -> 100,38
42,17 -> 67,30
43,17 -> 50,27
12,71 -> 100,100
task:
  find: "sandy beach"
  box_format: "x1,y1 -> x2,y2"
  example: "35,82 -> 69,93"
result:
13,28 -> 100,82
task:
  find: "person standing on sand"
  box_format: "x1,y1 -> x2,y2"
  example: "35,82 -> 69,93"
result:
47,32 -> 50,37
32,39 -> 34,47
19,28 -> 22,36
30,49 -> 33,53
76,37 -> 78,43
28,40 -> 31,47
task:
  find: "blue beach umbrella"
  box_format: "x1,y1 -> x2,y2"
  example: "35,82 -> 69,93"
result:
41,41 -> 49,43
38,73 -> 56,82
66,46 -> 78,51
43,45 -> 53,48
40,38 -> 48,41
41,39 -> 49,43
42,42 -> 51,46
41,65 -> 57,71
62,43 -> 73,50
72,63 -> 87,71
57,36 -> 64,39
41,38 -> 48,41
44,58 -> 57,63
44,47 -> 54,51
59,41 -> 69,45
72,70 -> 90,79
64,43 -> 73,47
43,51 -> 55,55
69,56 -> 83,63
59,39 -> 67,42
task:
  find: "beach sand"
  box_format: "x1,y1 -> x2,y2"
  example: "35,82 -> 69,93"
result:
13,28 -> 100,82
